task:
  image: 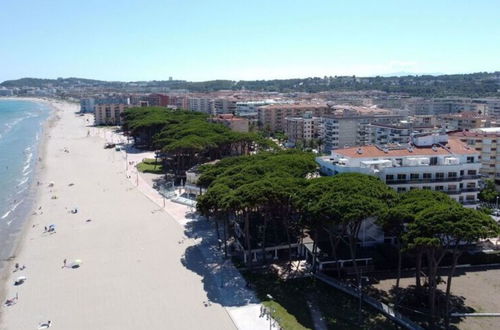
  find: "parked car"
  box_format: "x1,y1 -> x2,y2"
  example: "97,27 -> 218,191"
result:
104,142 -> 116,149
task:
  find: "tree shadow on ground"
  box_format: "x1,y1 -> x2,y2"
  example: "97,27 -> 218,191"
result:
367,284 -> 475,329
180,216 -> 259,307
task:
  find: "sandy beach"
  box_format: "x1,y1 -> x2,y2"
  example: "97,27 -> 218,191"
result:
0,101 -> 237,329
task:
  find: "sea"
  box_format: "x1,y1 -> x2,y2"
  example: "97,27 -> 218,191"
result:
0,99 -> 51,271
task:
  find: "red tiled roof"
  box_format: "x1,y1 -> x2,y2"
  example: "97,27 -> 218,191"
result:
448,131 -> 500,138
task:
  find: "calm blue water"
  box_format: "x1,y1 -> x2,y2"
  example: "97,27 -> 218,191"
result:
0,99 -> 51,266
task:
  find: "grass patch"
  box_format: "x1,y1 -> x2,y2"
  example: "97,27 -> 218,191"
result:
137,158 -> 164,174
242,270 -> 399,330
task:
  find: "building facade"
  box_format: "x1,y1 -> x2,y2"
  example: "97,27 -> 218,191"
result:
94,103 -> 131,125
322,115 -> 404,152
368,122 -> 436,145
258,103 -> 332,132
285,112 -> 323,145
210,114 -> 249,133
317,133 -> 481,208
80,98 -> 95,113
188,97 -> 212,113
449,128 -> 500,185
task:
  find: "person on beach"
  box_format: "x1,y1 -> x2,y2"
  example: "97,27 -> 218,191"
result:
14,263 -> 19,272
62,259 -> 66,268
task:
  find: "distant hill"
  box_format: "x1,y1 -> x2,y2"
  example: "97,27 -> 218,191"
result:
2,72 -> 500,97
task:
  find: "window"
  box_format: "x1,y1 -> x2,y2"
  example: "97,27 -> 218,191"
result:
397,187 -> 406,193
460,170 -> 464,176
448,172 -> 457,178
386,174 -> 394,181
467,156 -> 475,163
395,158 -> 402,166
423,173 -> 432,179
410,173 -> 419,180
435,173 -> 444,180
430,157 -> 438,165
435,186 -> 444,191
423,186 -> 432,190
466,195 -> 475,201
448,185 -> 457,191
467,170 -> 477,176
397,174 -> 407,180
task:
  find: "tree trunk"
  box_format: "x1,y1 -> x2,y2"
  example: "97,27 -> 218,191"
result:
416,250 -> 423,293
311,229 -> 318,272
325,227 -> 341,278
393,238 -> 403,310
348,235 -> 361,288
244,212 -> 252,268
261,215 -> 268,265
223,215 -> 228,258
444,251 -> 460,328
427,250 -> 437,328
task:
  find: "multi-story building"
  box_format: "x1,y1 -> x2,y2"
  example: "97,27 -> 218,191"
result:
211,98 -> 237,115
405,98 -> 479,116
317,132 -> 481,208
322,114 -> 404,152
147,94 -> 169,107
168,95 -> 189,109
188,97 -> 212,113
285,112 -> 323,145
368,121 -> 436,145
0,88 -> 14,96
471,98 -> 500,117
94,103 -> 131,125
439,112 -> 495,131
80,98 -> 95,113
258,103 -> 332,132
449,128 -> 500,185
210,114 -> 249,133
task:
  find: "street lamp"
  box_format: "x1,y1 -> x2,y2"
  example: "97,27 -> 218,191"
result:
496,196 -> 499,213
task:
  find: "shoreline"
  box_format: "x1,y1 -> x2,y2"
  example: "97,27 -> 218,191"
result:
0,98 -> 61,310
0,99 -> 236,329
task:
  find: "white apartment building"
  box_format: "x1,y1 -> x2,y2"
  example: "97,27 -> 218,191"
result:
211,98 -> 237,115
80,98 -> 95,113
0,88 -> 14,96
368,122 -> 435,145
322,115 -> 404,152
236,100 -> 277,118
449,128 -> 500,186
317,133 -> 481,208
188,97 -> 212,113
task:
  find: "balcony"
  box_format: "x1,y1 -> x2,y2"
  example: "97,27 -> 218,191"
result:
386,175 -> 481,185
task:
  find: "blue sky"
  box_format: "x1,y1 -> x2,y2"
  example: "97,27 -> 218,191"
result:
0,0 -> 499,82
